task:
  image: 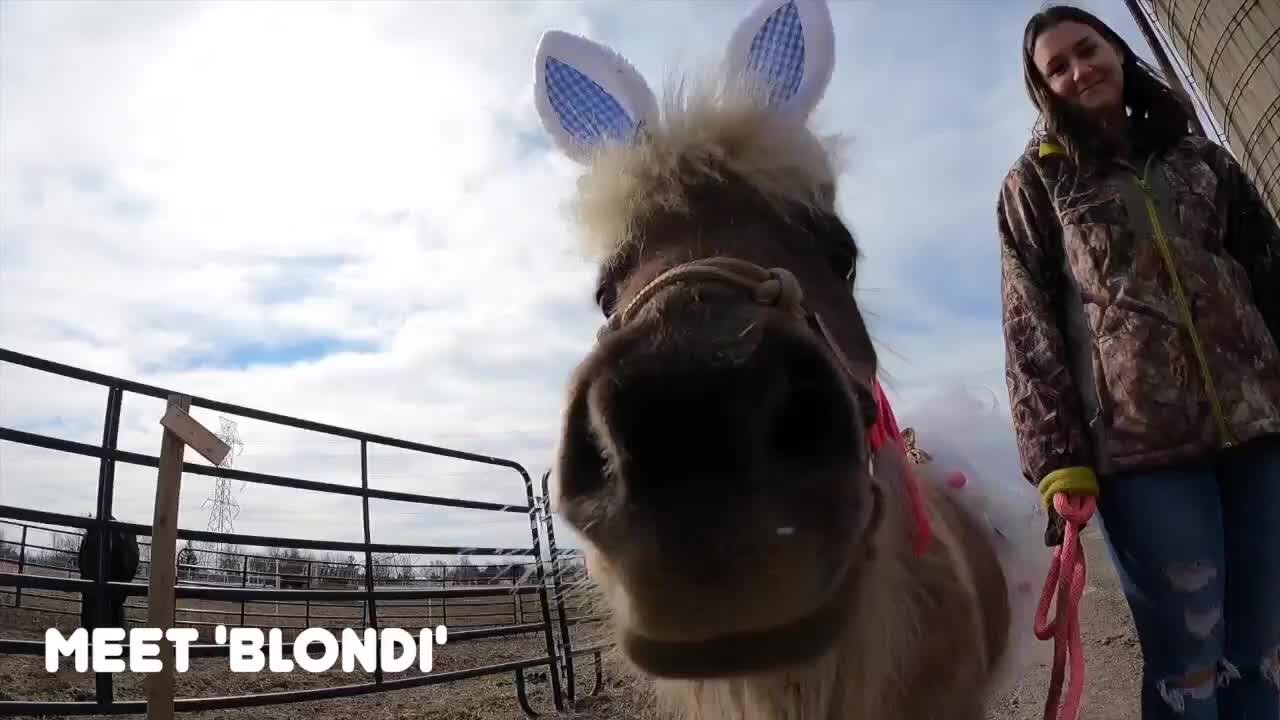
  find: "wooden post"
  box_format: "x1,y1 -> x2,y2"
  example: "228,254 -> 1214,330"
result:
146,395 -> 230,720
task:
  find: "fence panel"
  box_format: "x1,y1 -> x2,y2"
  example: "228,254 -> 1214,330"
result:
0,347 -> 577,716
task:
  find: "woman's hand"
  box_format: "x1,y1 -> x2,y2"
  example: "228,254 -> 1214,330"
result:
1045,505 -> 1067,546
1039,466 -> 1100,546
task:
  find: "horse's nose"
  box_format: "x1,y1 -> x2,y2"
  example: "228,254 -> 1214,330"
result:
556,289 -> 864,525
549,287 -> 878,660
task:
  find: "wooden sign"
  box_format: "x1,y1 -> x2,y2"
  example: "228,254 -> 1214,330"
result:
160,402 -> 231,467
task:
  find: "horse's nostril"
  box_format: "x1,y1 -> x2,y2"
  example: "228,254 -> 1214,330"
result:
769,341 -> 858,467
554,387 -> 612,505
770,382 -> 853,466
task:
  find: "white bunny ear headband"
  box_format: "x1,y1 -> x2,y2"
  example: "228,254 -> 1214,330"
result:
533,0 -> 836,165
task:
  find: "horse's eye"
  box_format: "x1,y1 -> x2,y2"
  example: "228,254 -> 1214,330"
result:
829,248 -> 855,287
799,208 -> 857,288
595,248 -> 638,317
595,280 -> 618,317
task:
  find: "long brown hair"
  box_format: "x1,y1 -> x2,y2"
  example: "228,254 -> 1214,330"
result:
1021,4 -> 1197,171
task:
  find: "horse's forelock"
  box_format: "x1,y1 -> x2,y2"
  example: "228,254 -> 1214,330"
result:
568,72 -> 849,262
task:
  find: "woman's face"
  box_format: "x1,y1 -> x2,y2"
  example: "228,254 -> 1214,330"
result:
1032,20 -> 1125,119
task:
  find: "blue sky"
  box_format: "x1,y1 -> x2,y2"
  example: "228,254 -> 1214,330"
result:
0,1 -> 1189,565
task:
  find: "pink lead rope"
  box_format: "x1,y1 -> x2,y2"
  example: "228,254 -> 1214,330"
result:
1035,493 -> 1094,720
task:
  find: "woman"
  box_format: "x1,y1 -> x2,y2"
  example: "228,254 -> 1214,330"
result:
997,5 -> 1280,718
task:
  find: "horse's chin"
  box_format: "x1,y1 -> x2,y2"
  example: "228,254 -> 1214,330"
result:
576,474 -> 883,680
614,558 -> 856,679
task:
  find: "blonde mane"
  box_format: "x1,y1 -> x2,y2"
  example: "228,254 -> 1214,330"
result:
569,74 -> 849,262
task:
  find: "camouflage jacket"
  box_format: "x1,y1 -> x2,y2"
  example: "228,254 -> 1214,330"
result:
997,133 -> 1280,489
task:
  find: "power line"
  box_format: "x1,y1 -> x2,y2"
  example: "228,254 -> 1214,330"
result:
201,417 -> 246,565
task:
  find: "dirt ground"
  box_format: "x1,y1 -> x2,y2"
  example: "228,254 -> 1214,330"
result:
2,530 -> 1143,719
983,525 -> 1143,720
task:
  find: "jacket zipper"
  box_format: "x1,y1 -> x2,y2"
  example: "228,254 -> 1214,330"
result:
1131,156 -> 1236,448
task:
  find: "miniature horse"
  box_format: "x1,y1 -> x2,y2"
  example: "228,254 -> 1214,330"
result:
534,1 -> 1053,717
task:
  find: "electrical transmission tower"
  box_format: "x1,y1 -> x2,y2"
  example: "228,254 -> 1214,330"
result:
202,417 -> 246,565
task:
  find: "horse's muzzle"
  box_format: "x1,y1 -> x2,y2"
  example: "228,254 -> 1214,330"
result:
552,259 -> 880,675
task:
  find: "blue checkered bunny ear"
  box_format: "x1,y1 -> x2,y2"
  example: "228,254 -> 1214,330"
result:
724,0 -> 835,121
534,30 -> 659,165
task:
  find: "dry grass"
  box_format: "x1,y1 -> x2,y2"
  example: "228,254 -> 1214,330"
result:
0,580 -> 644,720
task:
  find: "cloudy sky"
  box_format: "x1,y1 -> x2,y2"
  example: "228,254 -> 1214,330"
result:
0,1 -> 1199,572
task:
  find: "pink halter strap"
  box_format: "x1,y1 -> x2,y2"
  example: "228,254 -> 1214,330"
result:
867,379 -> 933,557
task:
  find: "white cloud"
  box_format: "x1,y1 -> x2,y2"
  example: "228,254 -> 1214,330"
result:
1,1 -> 1161,568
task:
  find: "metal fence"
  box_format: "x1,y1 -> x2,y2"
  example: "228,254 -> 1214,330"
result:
0,518 -> 567,633
0,347 -> 605,716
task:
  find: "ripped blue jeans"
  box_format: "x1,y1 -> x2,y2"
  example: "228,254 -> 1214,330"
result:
1097,435 -> 1280,719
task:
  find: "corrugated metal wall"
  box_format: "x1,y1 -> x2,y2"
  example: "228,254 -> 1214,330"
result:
1144,0 -> 1280,219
